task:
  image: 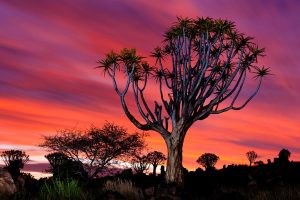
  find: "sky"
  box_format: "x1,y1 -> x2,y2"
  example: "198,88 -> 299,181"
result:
0,0 -> 300,174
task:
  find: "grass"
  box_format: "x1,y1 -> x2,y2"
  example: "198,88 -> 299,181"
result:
247,186 -> 300,200
103,178 -> 144,200
39,179 -> 83,200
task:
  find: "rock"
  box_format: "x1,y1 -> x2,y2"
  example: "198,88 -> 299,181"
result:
0,168 -> 17,197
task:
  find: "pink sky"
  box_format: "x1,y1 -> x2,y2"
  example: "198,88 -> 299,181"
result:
0,0 -> 300,172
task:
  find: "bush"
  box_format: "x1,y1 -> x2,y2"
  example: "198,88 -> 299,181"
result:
40,179 -> 83,200
103,178 -> 144,200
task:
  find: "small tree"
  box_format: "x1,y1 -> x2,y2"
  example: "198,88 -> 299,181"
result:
278,149 -> 291,163
147,151 -> 166,176
45,152 -> 69,171
246,150 -> 258,166
197,153 -> 219,170
40,122 -> 145,178
98,17 -> 269,184
45,152 -> 87,180
131,155 -> 150,174
0,150 -> 29,178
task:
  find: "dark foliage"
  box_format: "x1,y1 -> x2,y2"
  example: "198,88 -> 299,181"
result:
40,122 -> 146,178
0,150 -> 29,179
147,151 -> 166,176
197,153 -> 219,170
246,150 -> 258,166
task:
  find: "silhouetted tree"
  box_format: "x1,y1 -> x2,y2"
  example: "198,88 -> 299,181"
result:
197,153 -> 219,170
131,155 -> 150,174
45,152 -> 79,179
278,149 -> 291,164
246,150 -> 258,166
98,17 -> 269,184
147,151 -> 166,176
0,150 -> 29,179
45,152 -> 68,171
40,122 -> 145,178
45,152 -> 88,180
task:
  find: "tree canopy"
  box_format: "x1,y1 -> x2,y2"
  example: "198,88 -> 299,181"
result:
146,151 -> 166,176
0,150 -> 29,178
40,122 -> 146,178
246,150 -> 258,166
197,153 -> 219,170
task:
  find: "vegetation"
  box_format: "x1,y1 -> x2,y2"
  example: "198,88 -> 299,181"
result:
131,155 -> 151,174
278,148 -> 291,162
146,151 -> 166,176
1,145 -> 299,200
103,178 -> 144,200
45,152 -> 88,180
0,15 -> 276,199
98,16 -> 269,184
40,122 -> 145,179
196,153 -> 219,170
0,150 -> 29,179
39,179 -> 83,200
246,150 -> 258,166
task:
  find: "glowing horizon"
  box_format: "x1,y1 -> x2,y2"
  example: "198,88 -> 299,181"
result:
1,1 -> 300,172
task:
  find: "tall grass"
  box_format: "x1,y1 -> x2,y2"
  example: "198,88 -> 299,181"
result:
248,186 -> 300,200
40,179 -> 83,200
103,178 -> 144,200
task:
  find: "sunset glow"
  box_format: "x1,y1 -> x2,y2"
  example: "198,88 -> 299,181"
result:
1,0 -> 300,173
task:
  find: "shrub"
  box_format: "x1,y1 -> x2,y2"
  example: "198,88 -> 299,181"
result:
103,178 -> 144,200
39,179 -> 83,200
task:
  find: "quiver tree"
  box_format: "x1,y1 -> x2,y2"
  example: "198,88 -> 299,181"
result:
45,152 -> 88,180
196,153 -> 219,170
97,17 -> 269,185
0,150 -> 29,178
147,151 -> 166,176
45,152 -> 69,171
246,150 -> 258,166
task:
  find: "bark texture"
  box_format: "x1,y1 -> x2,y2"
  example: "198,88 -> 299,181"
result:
165,139 -> 184,184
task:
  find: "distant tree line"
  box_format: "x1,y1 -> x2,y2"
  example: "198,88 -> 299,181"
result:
0,122 -> 293,182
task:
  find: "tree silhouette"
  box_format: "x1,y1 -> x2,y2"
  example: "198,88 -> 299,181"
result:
146,151 -> 166,176
131,155 -> 150,174
45,152 -> 87,180
0,150 -> 29,178
98,17 -> 269,184
41,122 -> 145,178
45,152 -> 68,171
197,153 -> 219,170
246,150 -> 258,166
278,149 -> 291,163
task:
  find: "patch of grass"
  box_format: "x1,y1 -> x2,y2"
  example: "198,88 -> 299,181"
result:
39,179 -> 83,200
103,178 -> 144,200
248,186 -> 300,200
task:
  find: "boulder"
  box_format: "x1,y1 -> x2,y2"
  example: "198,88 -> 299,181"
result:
0,168 -> 17,197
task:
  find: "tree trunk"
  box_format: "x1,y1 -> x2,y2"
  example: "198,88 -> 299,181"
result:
165,136 -> 184,185
153,164 -> 157,176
